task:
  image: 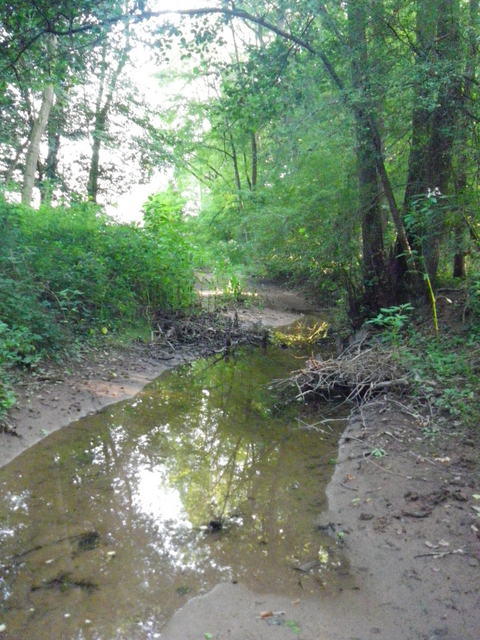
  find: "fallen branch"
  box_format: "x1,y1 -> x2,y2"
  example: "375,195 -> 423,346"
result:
275,342 -> 411,405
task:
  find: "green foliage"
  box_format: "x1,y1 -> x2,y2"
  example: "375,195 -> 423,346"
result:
398,330 -> 479,426
367,304 -> 414,345
0,197 -> 195,371
466,272 -> 480,317
143,187 -> 186,229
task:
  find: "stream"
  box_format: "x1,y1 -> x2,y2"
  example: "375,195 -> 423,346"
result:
0,320 -> 352,639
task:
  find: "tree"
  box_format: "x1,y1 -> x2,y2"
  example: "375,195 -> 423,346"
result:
87,27 -> 131,202
2,0 -> 479,313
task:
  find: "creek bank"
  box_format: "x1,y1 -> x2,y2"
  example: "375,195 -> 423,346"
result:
0,287 -> 318,469
163,402 -> 480,640
1,284 -> 479,639
323,401 -> 480,640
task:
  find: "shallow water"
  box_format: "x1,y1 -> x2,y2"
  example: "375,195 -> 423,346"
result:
0,336 -> 350,639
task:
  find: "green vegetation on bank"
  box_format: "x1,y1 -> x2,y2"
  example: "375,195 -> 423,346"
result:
0,196 -> 195,420
1,1 -> 480,434
366,301 -> 480,428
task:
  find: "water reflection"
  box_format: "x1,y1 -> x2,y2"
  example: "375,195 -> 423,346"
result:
0,344 -> 350,639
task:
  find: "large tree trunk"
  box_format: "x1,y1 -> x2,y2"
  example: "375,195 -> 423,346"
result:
403,0 -> 436,215
404,0 -> 461,282
423,0 -> 461,280
348,0 -> 390,310
21,84 -> 55,206
452,0 -> 478,278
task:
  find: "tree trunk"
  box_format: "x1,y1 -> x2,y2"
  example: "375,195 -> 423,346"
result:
251,131 -> 257,189
452,0 -> 478,278
348,0 -> 390,310
87,110 -> 106,202
422,0 -> 461,280
404,0 -> 436,214
404,0 -> 461,282
87,34 -> 129,202
21,84 -> 55,206
40,88 -> 65,204
229,133 -> 243,206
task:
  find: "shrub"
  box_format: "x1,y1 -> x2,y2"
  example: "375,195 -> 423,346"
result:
0,197 -> 195,368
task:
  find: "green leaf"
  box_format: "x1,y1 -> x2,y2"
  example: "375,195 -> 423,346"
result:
285,619 -> 301,634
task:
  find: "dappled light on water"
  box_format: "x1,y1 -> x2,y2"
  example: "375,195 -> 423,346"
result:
0,343 -> 350,639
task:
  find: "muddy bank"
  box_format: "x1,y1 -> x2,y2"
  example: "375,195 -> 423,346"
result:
0,285 -> 318,469
323,403 -> 480,639
161,404 -> 480,640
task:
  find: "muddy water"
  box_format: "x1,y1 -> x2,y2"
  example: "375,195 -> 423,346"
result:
0,336 -> 350,640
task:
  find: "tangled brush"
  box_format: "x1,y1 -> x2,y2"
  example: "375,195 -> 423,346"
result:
277,342 -> 410,404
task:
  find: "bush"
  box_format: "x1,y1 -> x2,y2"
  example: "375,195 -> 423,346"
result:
0,197 -> 195,368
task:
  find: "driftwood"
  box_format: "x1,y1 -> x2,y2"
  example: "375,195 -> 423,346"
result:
151,310 -> 268,356
276,341 -> 410,404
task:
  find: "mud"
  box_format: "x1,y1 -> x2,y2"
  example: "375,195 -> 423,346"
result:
1,282 -> 479,640
162,404 -> 480,640
1,282 -> 318,469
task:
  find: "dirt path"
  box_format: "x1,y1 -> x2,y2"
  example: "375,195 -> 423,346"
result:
1,282 -> 479,640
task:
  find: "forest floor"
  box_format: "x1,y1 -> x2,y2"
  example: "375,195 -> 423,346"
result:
1,281 -> 479,639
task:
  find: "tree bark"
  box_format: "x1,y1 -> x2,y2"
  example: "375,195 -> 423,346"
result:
452,0 -> 478,278
348,0 -> 390,309
21,84 -> 55,206
87,34 -> 129,202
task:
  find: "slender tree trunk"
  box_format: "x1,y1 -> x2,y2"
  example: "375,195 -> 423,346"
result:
87,109 -> 107,202
229,133 -> 243,206
21,84 -> 55,205
40,87 -> 66,204
251,131 -> 257,189
87,44 -> 107,202
87,34 -> 129,202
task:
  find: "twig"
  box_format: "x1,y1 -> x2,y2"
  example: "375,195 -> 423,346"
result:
414,550 -> 466,559
364,454 -> 413,480
339,482 -> 358,492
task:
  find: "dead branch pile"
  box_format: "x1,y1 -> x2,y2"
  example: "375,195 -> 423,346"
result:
151,310 -> 268,356
277,343 -> 411,404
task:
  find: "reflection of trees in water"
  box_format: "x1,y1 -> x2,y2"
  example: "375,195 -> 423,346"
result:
0,347 -> 344,637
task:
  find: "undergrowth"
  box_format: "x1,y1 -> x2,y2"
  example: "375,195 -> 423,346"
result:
0,197 -> 195,421
401,329 -> 479,427
369,314 -> 479,429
